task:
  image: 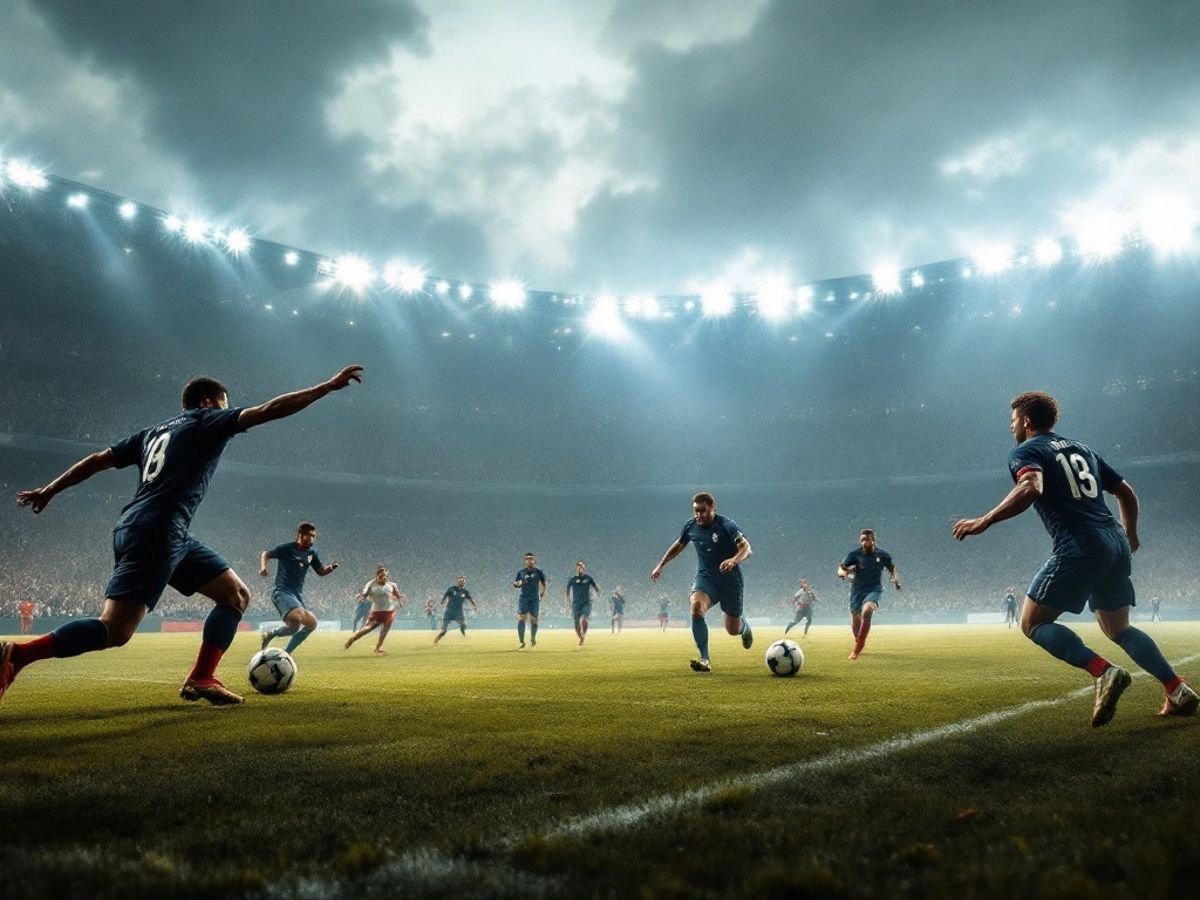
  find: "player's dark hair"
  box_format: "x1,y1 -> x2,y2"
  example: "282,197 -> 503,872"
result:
693,491 -> 716,507
1011,391 -> 1059,430
860,529 -> 876,538
297,522 -> 317,535
524,552 -> 535,559
181,376 -> 228,409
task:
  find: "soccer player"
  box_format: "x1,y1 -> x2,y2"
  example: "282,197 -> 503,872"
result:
435,574 -> 476,644
952,391 -> 1198,723
424,595 -> 437,631
345,566 -> 405,655
17,598 -> 34,636
513,552 -> 546,648
2,365 -> 363,706
1150,596 -> 1162,624
351,591 -> 373,632
651,492 -> 753,673
838,530 -> 901,660
610,587 -> 626,634
259,523 -> 340,656
1004,588 -> 1018,628
657,594 -> 671,632
565,561 -> 599,647
784,578 -> 818,636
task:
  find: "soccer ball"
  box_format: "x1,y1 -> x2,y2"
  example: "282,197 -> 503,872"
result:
247,648 -> 297,694
764,639 -> 804,677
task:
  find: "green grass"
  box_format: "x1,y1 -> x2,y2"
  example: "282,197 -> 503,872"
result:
1,623 -> 1198,899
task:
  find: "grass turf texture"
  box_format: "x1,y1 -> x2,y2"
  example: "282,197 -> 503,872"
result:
1,623 -> 1197,899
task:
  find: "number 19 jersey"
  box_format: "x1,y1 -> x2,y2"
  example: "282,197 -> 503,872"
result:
1007,432 -> 1124,555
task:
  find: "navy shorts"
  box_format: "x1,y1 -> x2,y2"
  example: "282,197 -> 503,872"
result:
1028,536 -> 1134,614
443,610 -> 465,625
518,596 -> 541,616
105,525 -> 230,611
849,590 -> 882,615
572,601 -> 593,621
611,603 -> 625,616
692,575 -> 744,618
792,607 -> 813,621
272,588 -> 306,618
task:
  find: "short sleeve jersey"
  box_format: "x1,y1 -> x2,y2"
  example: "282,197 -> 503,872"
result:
680,514 -> 746,582
18,600 -> 34,617
659,599 -> 670,615
794,589 -> 817,609
363,580 -> 398,611
1005,593 -> 1017,610
443,586 -> 472,616
568,574 -> 597,605
109,407 -> 246,530
268,542 -> 323,597
515,567 -> 546,602
841,548 -> 894,598
610,592 -> 625,611
1007,433 -> 1123,555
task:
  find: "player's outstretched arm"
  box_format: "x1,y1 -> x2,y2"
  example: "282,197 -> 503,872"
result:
316,562 -> 339,576
651,540 -> 687,581
238,365 -> 364,431
952,469 -> 1042,541
1110,480 -> 1140,552
17,449 -> 117,514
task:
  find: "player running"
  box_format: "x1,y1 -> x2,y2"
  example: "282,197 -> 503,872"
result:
513,552 -> 546,648
345,566 -> 406,654
651,492 -> 753,673
434,575 -> 476,644
17,599 -> 34,636
259,522 -> 340,656
838,530 -> 901,660
566,561 -> 599,647
1150,596 -> 1162,624
784,578 -> 819,636
657,595 -> 671,632
953,391 -> 1198,724
424,596 -> 437,630
3,365 -> 363,707
1004,588 -> 1018,628
610,587 -> 626,634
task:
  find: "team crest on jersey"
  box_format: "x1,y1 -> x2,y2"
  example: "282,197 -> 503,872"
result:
711,533 -> 720,543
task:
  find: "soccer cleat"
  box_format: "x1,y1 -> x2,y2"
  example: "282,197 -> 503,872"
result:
180,677 -> 244,706
689,658 -> 712,673
1159,682 -> 1199,717
373,649 -> 387,656
260,632 -> 272,651
741,624 -> 754,650
1091,665 -> 1132,727
518,642 -> 526,649
0,641 -> 15,703
531,639 -> 537,648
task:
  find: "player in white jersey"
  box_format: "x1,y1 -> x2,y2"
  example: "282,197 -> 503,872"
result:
344,567 -> 405,655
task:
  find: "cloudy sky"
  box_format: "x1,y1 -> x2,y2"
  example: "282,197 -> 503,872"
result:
3,0 -> 1199,294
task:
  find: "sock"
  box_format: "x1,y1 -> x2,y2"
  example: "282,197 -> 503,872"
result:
803,621 -> 811,636
741,618 -> 752,637
518,620 -> 526,643
531,622 -> 538,642
459,623 -> 466,636
1111,627 -> 1177,685
855,619 -> 872,651
1165,675 -> 1184,695
691,615 -> 710,661
188,605 -> 242,681
1029,623 -> 1105,671
284,628 -> 312,655
582,619 -> 588,636
784,622 -> 793,633
851,621 -> 860,639
13,618 -> 110,672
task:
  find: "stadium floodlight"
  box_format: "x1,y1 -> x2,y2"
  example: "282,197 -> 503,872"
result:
754,277 -> 793,321
458,283 -> 474,301
489,279 -> 527,310
283,250 -> 300,266
383,261 -> 427,294
909,270 -> 925,289
118,201 -> 138,220
1138,196 -> 1197,256
224,228 -> 251,256
871,266 -> 902,295
332,255 -> 375,292
961,266 -> 973,279
972,242 -> 1013,275
1073,213 -> 1126,260
586,293 -> 628,340
1033,238 -> 1063,266
700,284 -> 734,318
183,218 -> 210,243
6,161 -> 48,190
435,280 -> 450,296
66,192 -> 89,209
162,214 -> 183,233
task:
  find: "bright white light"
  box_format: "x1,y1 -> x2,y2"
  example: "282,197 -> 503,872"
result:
7,161 -> 47,189
1033,238 -> 1063,266
66,192 -> 89,209
183,218 -> 209,243
871,266 -> 902,295
754,278 -> 793,321
1073,213 -> 1126,260
332,255 -> 375,292
587,294 -> 628,340
910,270 -> 925,289
224,228 -> 251,255
458,283 -> 473,301
435,280 -> 450,295
490,280 -> 527,309
972,242 -> 1013,275
283,250 -> 300,266
118,201 -> 137,220
796,285 -> 815,314
961,266 -> 973,279
624,295 -> 661,319
163,214 -> 183,233
700,284 -> 733,318
1138,196 -> 1198,256
383,261 -> 427,294
684,300 -> 696,312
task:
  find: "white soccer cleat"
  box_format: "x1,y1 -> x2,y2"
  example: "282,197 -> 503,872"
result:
1159,682 -> 1199,717
689,658 -> 712,673
1091,665 -> 1131,727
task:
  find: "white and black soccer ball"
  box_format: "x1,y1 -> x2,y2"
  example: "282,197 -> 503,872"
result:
247,648 -> 297,695
764,639 -> 804,677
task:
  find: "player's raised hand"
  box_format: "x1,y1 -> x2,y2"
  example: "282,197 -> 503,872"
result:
16,487 -> 53,514
952,517 -> 988,540
650,564 -> 663,582
326,365 -> 364,391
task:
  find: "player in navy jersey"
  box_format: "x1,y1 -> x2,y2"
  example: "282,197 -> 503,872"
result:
838,530 -> 900,660
513,553 -> 546,648
565,561 -> 599,647
435,575 -> 477,645
1004,589 -> 1018,628
259,522 -> 340,656
1150,596 -> 1162,624
953,391 -> 1198,723
610,587 -> 626,634
785,578 -> 819,636
3,365 -> 363,707
657,595 -> 671,632
651,492 -> 753,673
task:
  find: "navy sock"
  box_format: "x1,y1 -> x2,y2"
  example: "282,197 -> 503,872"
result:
691,615 -> 710,660
1112,627 -> 1176,684
284,628 -> 312,655
1029,623 -> 1099,670
459,623 -> 466,635
517,620 -> 526,643
202,605 -> 242,652
741,618 -> 751,636
531,622 -> 538,641
52,618 -> 110,657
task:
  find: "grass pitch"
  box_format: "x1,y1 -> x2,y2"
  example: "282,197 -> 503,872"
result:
1,622 -> 1198,899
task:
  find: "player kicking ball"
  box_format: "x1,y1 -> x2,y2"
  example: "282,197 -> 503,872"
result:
953,391 -> 1198,725
2,365 -> 363,707
838,530 -> 901,660
345,566 -> 405,655
260,522 -> 340,656
651,492 -> 753,673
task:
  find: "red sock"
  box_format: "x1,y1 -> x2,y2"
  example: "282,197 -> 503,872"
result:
11,634 -> 57,673
582,620 -> 589,635
1164,676 -> 1184,695
855,619 -> 872,652
1084,656 -> 1110,678
188,642 -> 226,682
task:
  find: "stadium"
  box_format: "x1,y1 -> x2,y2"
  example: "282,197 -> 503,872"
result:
2,3 -> 1199,898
